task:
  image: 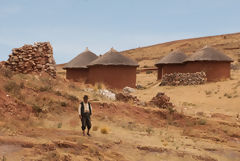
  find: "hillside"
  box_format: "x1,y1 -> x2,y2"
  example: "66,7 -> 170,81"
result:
0,63 -> 240,160
120,32 -> 240,67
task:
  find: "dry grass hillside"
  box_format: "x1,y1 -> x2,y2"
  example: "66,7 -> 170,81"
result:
120,32 -> 240,67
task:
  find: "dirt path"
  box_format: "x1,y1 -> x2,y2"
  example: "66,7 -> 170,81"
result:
1,102 -> 239,161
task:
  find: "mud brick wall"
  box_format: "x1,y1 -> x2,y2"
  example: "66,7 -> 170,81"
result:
160,72 -> 207,86
5,42 -> 56,78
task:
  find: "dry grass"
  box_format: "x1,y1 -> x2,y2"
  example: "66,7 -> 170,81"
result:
121,33 -> 240,67
100,127 -> 109,134
94,82 -> 106,90
92,126 -> 99,131
0,67 -> 13,78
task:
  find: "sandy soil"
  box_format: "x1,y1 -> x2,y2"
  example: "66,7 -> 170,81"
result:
135,70 -> 240,118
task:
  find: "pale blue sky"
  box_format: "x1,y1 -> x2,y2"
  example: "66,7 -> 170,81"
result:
0,0 -> 239,64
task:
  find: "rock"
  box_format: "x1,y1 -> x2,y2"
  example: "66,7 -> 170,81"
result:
98,89 -> 116,101
123,86 -> 135,94
149,92 -> 174,108
136,84 -> 145,90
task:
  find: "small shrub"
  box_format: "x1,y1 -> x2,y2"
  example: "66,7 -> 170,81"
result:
198,119 -> 207,125
167,106 -> 176,114
67,94 -> 79,102
60,102 -> 67,107
146,71 -> 152,74
54,91 -> 62,96
32,104 -> 42,113
4,81 -> 20,95
68,84 -> 76,89
143,65 -> 149,68
205,90 -> 212,95
20,82 -> 25,89
57,122 -> 62,128
94,83 -> 106,90
1,67 -> 13,78
93,126 -> 99,131
100,127 -> 109,134
39,85 -> 52,92
182,102 -> 196,107
146,127 -> 154,135
2,155 -> 7,161
224,93 -> 232,99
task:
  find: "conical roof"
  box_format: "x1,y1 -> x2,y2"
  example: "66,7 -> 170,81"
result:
186,46 -> 233,62
87,48 -> 139,67
63,48 -> 98,69
155,51 -> 187,65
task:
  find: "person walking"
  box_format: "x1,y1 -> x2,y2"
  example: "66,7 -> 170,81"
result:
79,95 -> 92,136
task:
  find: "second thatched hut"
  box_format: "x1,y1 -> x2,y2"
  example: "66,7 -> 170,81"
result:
87,48 -> 139,89
184,46 -> 233,81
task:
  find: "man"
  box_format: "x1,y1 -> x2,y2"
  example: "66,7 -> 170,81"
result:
79,95 -> 92,136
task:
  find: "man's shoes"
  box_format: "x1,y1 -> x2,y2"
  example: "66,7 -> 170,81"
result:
87,133 -> 91,137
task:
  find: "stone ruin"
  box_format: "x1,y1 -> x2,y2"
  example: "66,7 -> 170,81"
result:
160,72 -> 207,86
4,42 -> 56,78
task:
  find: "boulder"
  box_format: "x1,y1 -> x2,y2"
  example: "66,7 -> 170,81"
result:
123,86 -> 135,94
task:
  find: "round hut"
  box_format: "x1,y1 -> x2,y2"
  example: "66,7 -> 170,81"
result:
87,48 -> 139,89
184,46 -> 233,81
155,51 -> 187,80
63,48 -> 98,81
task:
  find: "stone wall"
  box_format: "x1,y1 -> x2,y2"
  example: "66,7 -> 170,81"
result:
160,72 -> 206,86
5,42 -> 56,78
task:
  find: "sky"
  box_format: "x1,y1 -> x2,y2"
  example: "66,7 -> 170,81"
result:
0,0 -> 240,64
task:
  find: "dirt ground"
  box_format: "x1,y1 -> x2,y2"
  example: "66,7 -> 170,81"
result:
135,70 -> 240,118
0,65 -> 240,161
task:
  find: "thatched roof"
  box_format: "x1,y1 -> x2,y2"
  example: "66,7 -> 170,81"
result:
186,46 -> 233,62
155,51 -> 187,65
63,48 -> 98,69
87,48 -> 139,67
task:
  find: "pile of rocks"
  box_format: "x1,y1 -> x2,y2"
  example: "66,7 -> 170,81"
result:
116,93 -> 139,103
160,72 -> 206,86
149,92 -> 174,108
98,89 -> 116,101
5,42 -> 56,78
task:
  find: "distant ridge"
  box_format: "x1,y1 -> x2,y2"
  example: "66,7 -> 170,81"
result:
120,32 -> 240,67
